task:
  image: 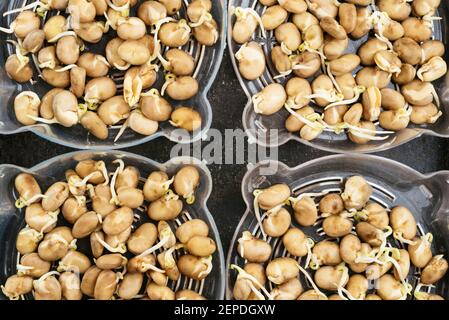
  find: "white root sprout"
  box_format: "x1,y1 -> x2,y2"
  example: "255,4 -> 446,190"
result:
113,117 -> 130,143
15,193 -> 48,209
324,86 -> 366,110
304,238 -> 316,270
430,83 -> 441,108
150,17 -> 178,58
414,282 -> 436,300
95,232 -> 127,254
143,263 -> 166,273
237,231 -> 253,258
106,0 -> 130,14
38,209 -> 60,235
370,11 -> 394,50
336,265 -> 360,300
422,14 -> 442,28
33,270 -> 60,291
393,231 -> 417,245
295,263 -> 327,299
251,93 -> 264,114
19,227 -> 43,242
281,42 -> 292,55
55,64 -> 78,72
325,63 -> 342,94
48,31 -> 77,44
143,175 -> 175,193
306,89 -> 344,104
299,42 -> 326,68
414,233 -> 433,256
3,1 -> 50,17
109,159 -> 125,205
231,264 -> 273,300
136,227 -> 172,259
69,172 -> 98,188
95,161 -> 110,186
284,103 -> 328,132
161,73 -> 176,96
252,190 -> 267,240
189,12 -> 213,28
288,190 -> 331,206
346,123 -> 394,141
163,244 -> 183,269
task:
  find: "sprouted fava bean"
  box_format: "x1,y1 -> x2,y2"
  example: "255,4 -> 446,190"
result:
2,0 -> 217,141
232,175 -> 448,300
2,160 -> 216,300
232,0 -> 446,145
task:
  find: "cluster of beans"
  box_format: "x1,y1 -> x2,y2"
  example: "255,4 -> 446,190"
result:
231,175 -> 448,300
1,160 -> 217,300
232,0 -> 446,144
2,0 -> 218,140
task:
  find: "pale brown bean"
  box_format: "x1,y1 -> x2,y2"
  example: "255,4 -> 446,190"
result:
322,215 -> 353,238
127,223 -> 158,255
102,207 -> 134,236
421,255 -> 448,285
176,219 -> 209,244
118,273 -> 144,300
339,3 -> 357,34
293,196 -> 318,227
94,270 -> 117,300
261,5 -> 288,31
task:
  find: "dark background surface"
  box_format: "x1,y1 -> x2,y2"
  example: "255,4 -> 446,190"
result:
1,50 -> 449,254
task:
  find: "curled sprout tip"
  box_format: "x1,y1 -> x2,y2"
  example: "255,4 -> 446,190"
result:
95,161 -> 110,186
185,194 -> 195,205
234,7 -> 266,39
137,229 -> 171,259
198,256 -> 213,278
143,263 -> 166,273
161,74 -> 176,96
33,270 -> 60,290
3,2 -> 49,16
